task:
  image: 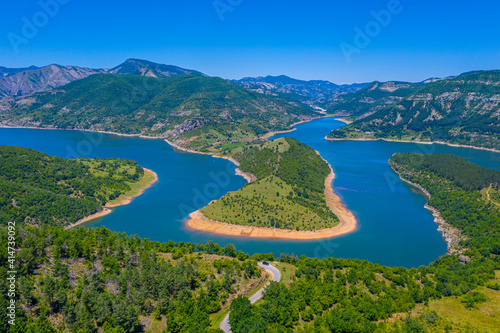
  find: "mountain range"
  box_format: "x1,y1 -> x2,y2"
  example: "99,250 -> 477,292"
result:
0,59 -> 364,111
0,59 -> 202,98
0,65 -> 39,78
1,58 -> 499,151
328,70 -> 500,150
327,80 -> 425,120
0,73 -> 315,151
232,75 -> 367,109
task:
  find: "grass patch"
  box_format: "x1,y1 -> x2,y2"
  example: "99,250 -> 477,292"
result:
428,270 -> 500,332
273,262 -> 297,287
201,175 -> 337,231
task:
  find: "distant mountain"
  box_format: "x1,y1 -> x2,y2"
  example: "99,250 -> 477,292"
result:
232,75 -> 367,109
328,70 -> 500,150
0,64 -> 106,97
0,74 -> 316,151
327,81 -> 424,120
108,58 -> 204,77
0,65 -> 39,78
0,59 -> 204,98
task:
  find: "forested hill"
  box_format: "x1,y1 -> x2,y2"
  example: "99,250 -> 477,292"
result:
328,70 -> 500,150
389,153 -> 500,252
0,146 -> 145,226
0,74 -> 316,151
327,80 -> 423,120
201,137 -> 339,231
2,148 -> 500,331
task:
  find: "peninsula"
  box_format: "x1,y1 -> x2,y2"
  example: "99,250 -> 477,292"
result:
187,137 -> 356,239
0,145 -> 157,228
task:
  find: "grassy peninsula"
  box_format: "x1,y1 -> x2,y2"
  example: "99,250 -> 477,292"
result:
0,146 -> 156,227
199,137 -> 340,232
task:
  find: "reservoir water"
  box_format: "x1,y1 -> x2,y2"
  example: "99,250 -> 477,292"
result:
2,118 -> 500,267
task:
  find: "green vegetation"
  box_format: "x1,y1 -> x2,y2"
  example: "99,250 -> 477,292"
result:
0,225 -> 262,333
328,71 -> 500,150
327,81 -> 423,120
428,271 -> 500,331
0,146 -> 145,226
2,150 -> 500,332
0,74 -> 316,151
390,153 -> 500,252
201,137 -> 339,231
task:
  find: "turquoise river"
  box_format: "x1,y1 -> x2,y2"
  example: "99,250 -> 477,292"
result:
2,117 -> 500,267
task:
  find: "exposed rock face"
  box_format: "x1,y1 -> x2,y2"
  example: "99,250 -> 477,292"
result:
0,64 -> 106,97
0,59 -> 204,98
330,70 -> 500,150
171,120 -> 206,136
459,255 -> 471,264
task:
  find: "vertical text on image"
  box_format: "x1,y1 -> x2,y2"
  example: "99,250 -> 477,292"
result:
6,221 -> 17,326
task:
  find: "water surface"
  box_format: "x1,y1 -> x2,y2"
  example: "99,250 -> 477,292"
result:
2,120 -> 499,267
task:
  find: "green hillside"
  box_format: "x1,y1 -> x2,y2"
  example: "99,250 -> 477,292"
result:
2,150 -> 500,332
201,137 -> 339,231
0,146 -> 145,226
327,80 -> 423,120
328,71 -> 500,150
0,74 -> 316,151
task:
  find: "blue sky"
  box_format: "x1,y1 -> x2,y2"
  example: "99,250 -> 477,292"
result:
1,0 -> 499,83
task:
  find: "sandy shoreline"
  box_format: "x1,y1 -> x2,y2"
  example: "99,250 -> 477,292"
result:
261,117 -> 323,140
333,117 -> 353,125
164,139 -> 257,183
0,124 -> 160,140
186,168 -> 357,240
220,156 -> 257,183
65,168 -> 158,229
325,136 -> 500,153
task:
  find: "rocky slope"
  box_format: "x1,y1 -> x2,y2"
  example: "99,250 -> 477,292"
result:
0,64 -> 105,97
327,81 -> 424,120
233,75 -> 367,109
0,59 -> 203,98
328,70 -> 500,150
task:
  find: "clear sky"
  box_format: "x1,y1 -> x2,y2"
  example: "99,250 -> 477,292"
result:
1,0 -> 499,83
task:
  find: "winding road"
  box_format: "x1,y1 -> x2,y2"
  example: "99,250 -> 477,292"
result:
220,262 -> 281,333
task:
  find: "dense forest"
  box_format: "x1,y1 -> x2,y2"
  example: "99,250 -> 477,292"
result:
328,70 -> 500,150
1,223 -> 498,332
1,150 -> 500,331
0,146 -> 145,226
201,137 -> 339,231
0,225 -> 263,333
